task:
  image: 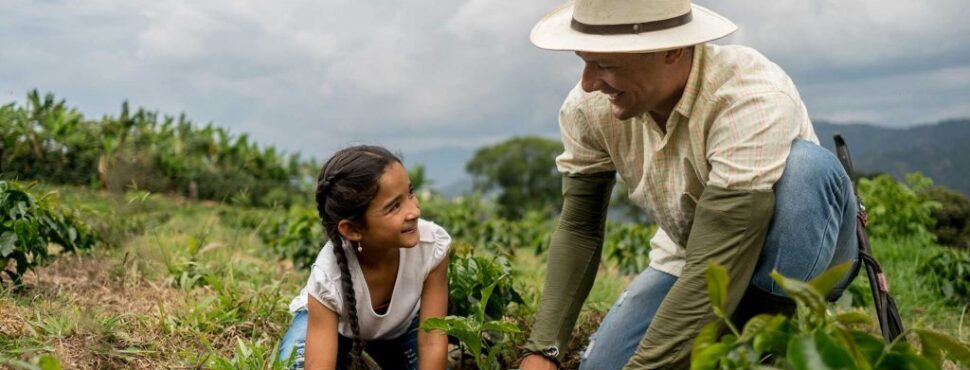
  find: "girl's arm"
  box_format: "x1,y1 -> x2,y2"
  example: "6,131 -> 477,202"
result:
304,296 -> 340,370
418,255 -> 450,370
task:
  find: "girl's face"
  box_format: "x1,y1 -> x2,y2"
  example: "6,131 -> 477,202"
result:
359,162 -> 421,249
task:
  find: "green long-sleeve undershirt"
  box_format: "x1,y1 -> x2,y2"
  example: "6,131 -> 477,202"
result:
523,173 -> 775,369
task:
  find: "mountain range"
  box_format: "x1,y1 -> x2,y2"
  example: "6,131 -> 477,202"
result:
404,119 -> 970,197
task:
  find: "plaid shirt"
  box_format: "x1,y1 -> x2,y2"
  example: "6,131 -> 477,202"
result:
556,43 -> 818,277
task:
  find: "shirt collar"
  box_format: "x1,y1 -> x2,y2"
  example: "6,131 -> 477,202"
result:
673,44 -> 706,119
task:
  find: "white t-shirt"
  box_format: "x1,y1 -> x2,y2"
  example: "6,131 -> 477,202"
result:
288,219 -> 451,340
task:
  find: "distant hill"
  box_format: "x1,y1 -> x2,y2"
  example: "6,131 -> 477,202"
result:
405,119 -> 970,197
814,119 -> 970,195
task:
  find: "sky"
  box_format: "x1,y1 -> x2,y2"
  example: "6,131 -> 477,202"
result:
2,0 -> 969,168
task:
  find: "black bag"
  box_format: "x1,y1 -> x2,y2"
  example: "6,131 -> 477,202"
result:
833,134 -> 905,343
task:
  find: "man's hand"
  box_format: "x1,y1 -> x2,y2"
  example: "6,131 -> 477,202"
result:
518,354 -> 558,370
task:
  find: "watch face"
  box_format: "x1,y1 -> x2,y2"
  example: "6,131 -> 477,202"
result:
543,346 -> 560,358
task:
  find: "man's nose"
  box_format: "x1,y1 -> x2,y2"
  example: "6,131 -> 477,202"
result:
581,64 -> 602,93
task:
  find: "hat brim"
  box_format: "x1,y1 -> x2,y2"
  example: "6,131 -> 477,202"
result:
530,2 -> 738,53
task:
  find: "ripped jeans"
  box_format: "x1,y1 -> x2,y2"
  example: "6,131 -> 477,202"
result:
278,310 -> 419,370
579,140 -> 859,370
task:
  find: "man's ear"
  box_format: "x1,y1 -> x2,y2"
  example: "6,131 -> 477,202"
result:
337,219 -> 363,242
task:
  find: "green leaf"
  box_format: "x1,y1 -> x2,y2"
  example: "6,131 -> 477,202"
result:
786,331 -> 859,370
771,270 -> 826,315
0,231 -> 16,257
481,321 -> 520,334
754,316 -> 794,355
691,342 -> 731,370
916,330 -> 943,369
878,342 -> 937,370
847,330 -> 883,366
914,329 -> 970,368
38,354 -> 62,370
809,262 -> 853,298
835,311 -> 873,327
739,314 -> 775,342
692,321 -> 723,360
706,262 -> 729,317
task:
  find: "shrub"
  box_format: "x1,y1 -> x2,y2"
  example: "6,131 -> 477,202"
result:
0,180 -> 99,285
604,222 -> 656,275
693,262 -> 970,369
448,242 -> 525,320
919,248 -> 970,305
858,173 -> 940,242
923,186 -> 970,250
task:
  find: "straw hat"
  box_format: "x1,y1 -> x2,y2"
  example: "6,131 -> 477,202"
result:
530,0 -> 738,53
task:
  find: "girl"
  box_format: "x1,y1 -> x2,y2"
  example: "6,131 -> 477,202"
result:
279,145 -> 450,370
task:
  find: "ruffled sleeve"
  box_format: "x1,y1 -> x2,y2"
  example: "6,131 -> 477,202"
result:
424,221 -> 452,277
305,264 -> 343,313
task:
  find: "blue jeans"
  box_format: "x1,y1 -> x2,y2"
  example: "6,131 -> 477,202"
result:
278,310 -> 419,370
579,139 -> 859,370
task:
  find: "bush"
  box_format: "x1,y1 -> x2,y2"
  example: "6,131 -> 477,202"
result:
919,248 -> 970,305
448,242 -> 525,320
694,262 -> 970,369
924,186 -> 970,249
0,180 -> 100,285
604,222 -> 656,275
858,173 -> 940,242
258,205 -> 322,269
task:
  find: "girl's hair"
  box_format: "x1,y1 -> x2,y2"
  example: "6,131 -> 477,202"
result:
315,145 -> 401,369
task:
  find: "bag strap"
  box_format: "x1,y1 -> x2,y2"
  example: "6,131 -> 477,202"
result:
834,134 -> 905,343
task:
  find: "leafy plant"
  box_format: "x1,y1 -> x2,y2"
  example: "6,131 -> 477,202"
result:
919,247 -> 970,305
0,180 -> 99,285
422,276 -> 522,370
858,173 -> 940,242
692,262 -> 970,369
448,243 -> 525,320
923,185 -> 970,250
604,222 -> 656,275
258,205 -> 322,269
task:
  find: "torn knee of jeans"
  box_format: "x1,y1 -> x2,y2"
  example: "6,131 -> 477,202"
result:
581,339 -> 596,360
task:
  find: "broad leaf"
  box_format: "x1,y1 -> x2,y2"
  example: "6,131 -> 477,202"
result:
706,262 -> 729,317
809,262 -> 853,298
771,270 -> 826,315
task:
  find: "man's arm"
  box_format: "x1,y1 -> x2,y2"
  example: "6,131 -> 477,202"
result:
623,186 -> 774,369
521,171 -> 616,366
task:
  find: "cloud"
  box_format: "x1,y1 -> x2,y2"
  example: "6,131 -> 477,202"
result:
0,0 -> 967,167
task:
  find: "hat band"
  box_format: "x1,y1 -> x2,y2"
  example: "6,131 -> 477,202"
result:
570,11 -> 693,35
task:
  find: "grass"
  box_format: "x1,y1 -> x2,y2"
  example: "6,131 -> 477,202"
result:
2,184 -> 969,369
0,185 -> 298,369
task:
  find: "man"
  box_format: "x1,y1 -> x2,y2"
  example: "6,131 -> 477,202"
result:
518,0 -> 859,369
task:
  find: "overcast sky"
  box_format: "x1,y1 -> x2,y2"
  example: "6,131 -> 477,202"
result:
2,0 -> 969,162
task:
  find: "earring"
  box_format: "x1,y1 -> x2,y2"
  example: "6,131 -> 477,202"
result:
355,241 -> 363,253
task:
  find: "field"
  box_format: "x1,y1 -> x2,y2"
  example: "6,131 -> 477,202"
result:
1,183 -> 969,369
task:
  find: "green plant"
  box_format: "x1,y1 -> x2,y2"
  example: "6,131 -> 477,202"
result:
448,243 -> 525,320
422,276 -> 522,370
692,262 -> 970,369
923,186 -> 970,250
858,173 -> 940,242
919,247 -> 970,305
604,222 -> 656,275
258,205 -> 322,269
0,180 -> 99,285
205,338 -> 291,370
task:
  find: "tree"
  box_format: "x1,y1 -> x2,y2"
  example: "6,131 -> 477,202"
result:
465,136 -> 563,220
